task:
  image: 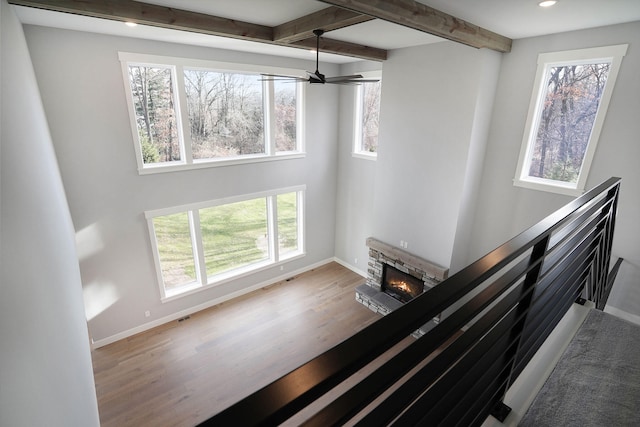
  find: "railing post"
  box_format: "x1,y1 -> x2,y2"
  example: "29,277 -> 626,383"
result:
492,235 -> 550,419
593,184 -> 620,309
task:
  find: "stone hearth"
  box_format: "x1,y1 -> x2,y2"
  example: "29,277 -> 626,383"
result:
356,237 -> 449,336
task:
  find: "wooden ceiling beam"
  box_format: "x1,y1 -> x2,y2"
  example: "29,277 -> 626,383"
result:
319,0 -> 512,53
291,37 -> 387,61
9,0 -> 274,41
273,6 -> 374,43
8,0 -> 388,61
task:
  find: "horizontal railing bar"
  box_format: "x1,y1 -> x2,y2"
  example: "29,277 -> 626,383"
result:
543,211 -> 606,275
547,193 -> 612,249
398,305 -> 523,425
534,230 -> 600,306
201,177 -> 620,426
356,278 -> 534,426
512,280 -> 584,379
416,322 -> 518,425
517,244 -> 595,353
303,256 -> 535,426
440,341 -> 515,427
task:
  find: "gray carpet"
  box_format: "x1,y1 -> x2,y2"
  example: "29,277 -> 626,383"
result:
519,309 -> 640,426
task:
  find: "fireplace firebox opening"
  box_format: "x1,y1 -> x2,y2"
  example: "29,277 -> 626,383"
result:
382,265 -> 425,303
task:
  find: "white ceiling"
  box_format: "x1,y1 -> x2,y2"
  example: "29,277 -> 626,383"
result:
14,0 -> 640,64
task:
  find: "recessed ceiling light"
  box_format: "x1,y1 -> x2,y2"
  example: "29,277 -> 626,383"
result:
539,0 -> 557,7
124,21 -> 138,27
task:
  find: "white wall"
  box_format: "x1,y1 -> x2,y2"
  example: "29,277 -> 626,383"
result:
469,21 -> 640,267
0,3 -> 99,426
335,41 -> 501,273
334,60 -> 381,275
23,25 -> 341,344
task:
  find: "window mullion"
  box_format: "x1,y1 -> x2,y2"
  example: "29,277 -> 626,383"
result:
175,65 -> 193,164
353,85 -> 364,153
296,82 -> 305,153
189,210 -> 207,285
265,80 -> 276,156
267,196 -> 278,262
297,191 -> 304,254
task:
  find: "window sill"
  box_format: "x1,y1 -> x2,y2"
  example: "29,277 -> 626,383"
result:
513,178 -> 584,197
138,152 -> 305,175
160,252 -> 306,303
352,152 -> 377,161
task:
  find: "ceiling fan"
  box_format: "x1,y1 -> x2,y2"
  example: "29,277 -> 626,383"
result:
261,29 -> 379,85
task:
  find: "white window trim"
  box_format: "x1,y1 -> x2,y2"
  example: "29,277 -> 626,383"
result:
514,44 -> 627,196
145,185 -> 306,302
119,52 -> 306,174
353,70 -> 382,160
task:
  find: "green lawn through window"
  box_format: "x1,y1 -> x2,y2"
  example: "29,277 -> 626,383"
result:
152,192 -> 298,292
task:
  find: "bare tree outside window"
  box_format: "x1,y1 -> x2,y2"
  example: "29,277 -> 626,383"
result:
120,54 -> 305,173
353,73 -> 382,158
184,70 -> 264,159
274,81 -> 297,152
361,80 -> 381,153
515,45 -> 627,195
128,65 -> 180,164
529,63 -> 610,183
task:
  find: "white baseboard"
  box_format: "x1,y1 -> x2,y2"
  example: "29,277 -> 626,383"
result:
91,257 -> 336,349
604,304 -> 640,326
333,257 -> 367,278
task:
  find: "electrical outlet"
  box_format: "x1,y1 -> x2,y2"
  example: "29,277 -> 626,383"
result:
144,310 -> 151,318
355,258 -> 358,264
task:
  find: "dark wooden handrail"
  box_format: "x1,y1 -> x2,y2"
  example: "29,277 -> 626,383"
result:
200,177 -> 621,426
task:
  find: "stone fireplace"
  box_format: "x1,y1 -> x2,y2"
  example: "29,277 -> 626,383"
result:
382,264 -> 426,303
356,237 -> 449,335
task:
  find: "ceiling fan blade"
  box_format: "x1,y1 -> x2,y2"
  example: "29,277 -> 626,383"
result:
325,78 -> 380,85
324,74 -> 364,82
327,81 -> 360,85
260,73 -> 307,82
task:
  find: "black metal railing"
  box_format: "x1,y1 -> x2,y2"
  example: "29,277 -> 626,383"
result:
200,177 -> 621,427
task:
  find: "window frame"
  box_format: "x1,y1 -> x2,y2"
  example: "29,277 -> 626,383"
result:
145,186 -> 306,302
513,44 -> 627,196
119,52 -> 306,174
353,70 -> 382,160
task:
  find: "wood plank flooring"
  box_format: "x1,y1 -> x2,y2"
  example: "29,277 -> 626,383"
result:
91,262 -> 381,426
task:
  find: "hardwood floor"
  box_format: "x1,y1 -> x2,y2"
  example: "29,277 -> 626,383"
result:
91,262 -> 381,426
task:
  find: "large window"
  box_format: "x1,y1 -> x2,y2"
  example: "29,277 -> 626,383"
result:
146,187 -> 305,301
353,71 -> 382,159
514,45 -> 627,195
120,53 -> 305,173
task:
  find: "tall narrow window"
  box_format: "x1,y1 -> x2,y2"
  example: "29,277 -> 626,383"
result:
128,65 -> 180,164
276,192 -> 300,257
274,81 -> 298,153
514,45 -> 627,195
151,212 -> 197,290
353,71 -> 382,159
